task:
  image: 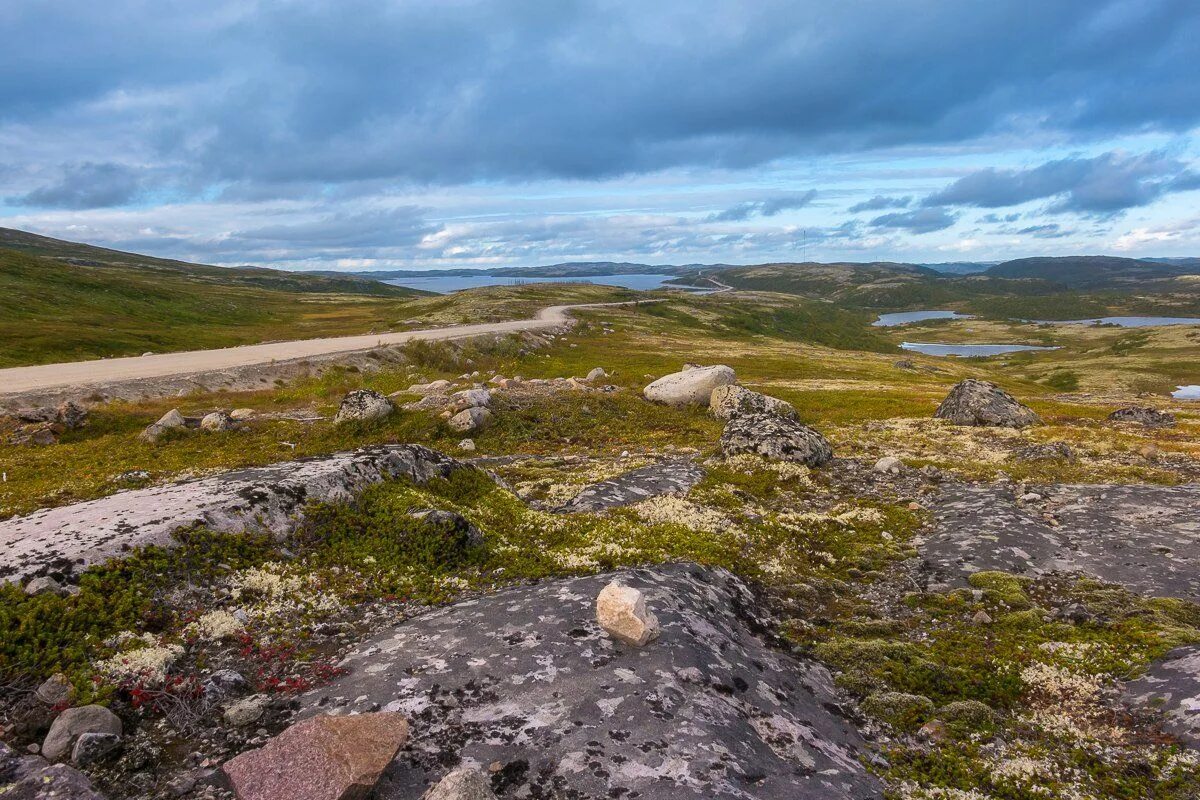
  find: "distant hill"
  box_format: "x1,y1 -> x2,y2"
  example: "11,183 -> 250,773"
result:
330,261 -> 691,280
984,256 -> 1199,288
0,227 -> 430,367
920,261 -> 997,275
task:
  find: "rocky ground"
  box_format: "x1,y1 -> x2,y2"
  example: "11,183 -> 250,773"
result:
1,312 -> 1199,800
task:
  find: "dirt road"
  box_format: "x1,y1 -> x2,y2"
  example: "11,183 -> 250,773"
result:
0,301 -> 644,396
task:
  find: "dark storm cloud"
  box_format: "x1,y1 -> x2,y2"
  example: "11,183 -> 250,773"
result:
12,162 -> 144,209
709,190 -> 818,221
924,151 -> 1200,214
868,208 -> 958,234
2,0 -> 1199,195
849,195 -> 911,213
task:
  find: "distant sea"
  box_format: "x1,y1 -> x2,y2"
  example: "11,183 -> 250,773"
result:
384,273 -> 679,294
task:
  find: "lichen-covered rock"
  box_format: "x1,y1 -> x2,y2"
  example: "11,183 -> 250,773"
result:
1107,406 -> 1176,427
423,767 -> 497,800
224,695 -> 269,727
14,401 -> 87,430
408,379 -> 454,394
37,673 -> 76,707
229,408 -> 256,422
709,384 -> 796,421
447,407 -> 493,433
596,581 -> 660,646
934,379 -> 1040,428
300,564 -> 880,799
557,459 -> 705,512
873,456 -> 903,474
1122,645 -> 1200,745
1,445 -> 471,584
139,408 -> 186,442
1015,441 -> 1075,462
42,705 -> 122,762
200,410 -> 234,432
334,389 -> 394,425
71,732 -> 121,766
861,691 -> 934,730
222,712 -> 409,800
643,365 -> 736,407
0,741 -> 106,799
720,413 -> 834,466
450,388 -> 492,412
25,575 -> 64,596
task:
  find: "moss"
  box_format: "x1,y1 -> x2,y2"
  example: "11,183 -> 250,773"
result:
862,691 -> 935,731
936,699 -> 999,734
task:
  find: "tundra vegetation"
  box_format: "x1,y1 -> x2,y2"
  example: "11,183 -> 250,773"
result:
1,273 -> 1199,799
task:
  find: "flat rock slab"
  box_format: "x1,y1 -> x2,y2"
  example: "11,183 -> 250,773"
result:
301,563 -> 880,800
923,483 -> 1200,599
0,445 -> 467,583
556,459 -> 705,512
1123,646 -> 1200,746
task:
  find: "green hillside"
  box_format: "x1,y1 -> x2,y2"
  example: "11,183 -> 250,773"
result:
0,229 -> 431,367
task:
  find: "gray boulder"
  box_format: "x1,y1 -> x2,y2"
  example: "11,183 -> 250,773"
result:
71,732 -> 120,766
1015,441 -> 1075,462
709,384 -> 796,421
934,379 -> 1040,428
299,564 -> 880,799
0,741 -> 106,799
1107,406 -> 1176,427
25,575 -> 64,596
557,459 -> 706,513
720,413 -> 834,467
643,365 -> 736,407
42,705 -> 122,762
450,388 -> 492,412
200,410 -> 235,432
334,389 -> 394,425
585,367 -> 607,381
139,408 -> 186,442
447,407 -> 493,433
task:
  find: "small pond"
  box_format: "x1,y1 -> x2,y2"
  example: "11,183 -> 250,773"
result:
1173,385 -> 1200,400
872,310 -> 974,326
384,273 -> 680,294
900,342 -> 1060,357
1036,316 -> 1200,328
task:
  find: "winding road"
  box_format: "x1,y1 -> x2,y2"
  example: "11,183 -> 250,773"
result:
0,300 -> 652,396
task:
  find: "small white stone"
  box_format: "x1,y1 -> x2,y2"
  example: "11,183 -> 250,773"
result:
873,456 -> 903,474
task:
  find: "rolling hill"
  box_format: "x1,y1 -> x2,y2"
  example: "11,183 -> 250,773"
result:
983,256 -> 1197,288
0,227 -> 430,368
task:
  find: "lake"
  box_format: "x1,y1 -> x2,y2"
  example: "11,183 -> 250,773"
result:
385,273 -> 680,294
1173,385 -> 1200,400
1036,316 -> 1200,328
900,342 -> 1060,357
873,310 -> 974,326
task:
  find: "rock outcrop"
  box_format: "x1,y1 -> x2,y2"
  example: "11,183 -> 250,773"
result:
222,712 -> 409,800
1108,406 -> 1176,427
0,445 -> 471,583
934,379 -> 1040,428
0,741 -> 106,799
1122,645 -> 1200,746
709,384 -> 797,421
557,459 -> 705,512
334,389 -> 394,425
300,563 -> 880,799
643,365 -> 736,407
720,413 -> 834,466
42,705 -> 122,763
922,483 -> 1200,599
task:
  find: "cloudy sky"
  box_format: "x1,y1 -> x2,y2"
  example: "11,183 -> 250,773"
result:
2,0 -> 1199,271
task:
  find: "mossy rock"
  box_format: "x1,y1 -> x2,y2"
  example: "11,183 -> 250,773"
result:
937,699 -> 999,733
967,571 -> 1031,595
862,691 -> 935,731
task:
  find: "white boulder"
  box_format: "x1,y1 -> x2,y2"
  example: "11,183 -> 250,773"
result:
643,365 -> 736,408
596,581 -> 660,647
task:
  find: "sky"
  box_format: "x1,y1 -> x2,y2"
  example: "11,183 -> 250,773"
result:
2,0 -> 1199,272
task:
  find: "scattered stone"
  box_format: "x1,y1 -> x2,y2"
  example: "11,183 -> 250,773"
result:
25,575 -> 63,596
423,766 -> 498,800
203,669 -> 251,699
557,459 -> 706,513
36,673 -> 75,707
42,705 -> 123,762
934,379 -> 1041,428
408,380 -> 454,394
450,388 -> 492,411
300,564 -> 880,799
229,408 -> 256,422
709,384 -> 796,421
643,364 -> 736,407
139,408 -> 187,442
71,732 -> 121,766
224,695 -> 269,727
333,389 -> 394,425
11,423 -> 59,446
14,401 -> 88,430
458,438 -> 476,452
0,741 -> 106,799
1107,406 -> 1176,427
596,581 -> 661,646
873,456 -> 903,474
971,610 -> 993,625
585,367 -> 607,381
221,712 -> 409,800
720,413 -> 834,467
447,407 -> 493,434
200,410 -> 235,432
1015,441 -> 1075,462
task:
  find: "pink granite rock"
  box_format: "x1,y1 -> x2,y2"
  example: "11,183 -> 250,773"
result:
222,712 -> 408,800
